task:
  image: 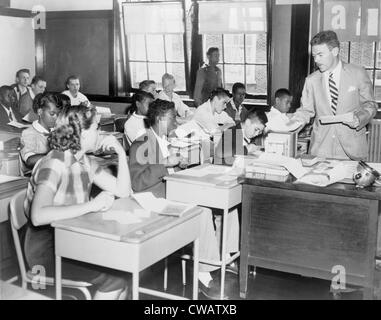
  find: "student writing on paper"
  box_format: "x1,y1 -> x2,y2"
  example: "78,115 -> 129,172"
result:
193,88 -> 235,136
129,99 -> 239,299
19,93 -> 62,174
290,30 -> 377,160
214,108 -> 268,165
23,104 -> 132,300
0,85 -> 23,125
124,90 -> 154,145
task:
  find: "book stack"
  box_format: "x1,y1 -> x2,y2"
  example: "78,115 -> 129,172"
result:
245,163 -> 290,182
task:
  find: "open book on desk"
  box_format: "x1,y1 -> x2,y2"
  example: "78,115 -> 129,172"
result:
132,192 -> 196,217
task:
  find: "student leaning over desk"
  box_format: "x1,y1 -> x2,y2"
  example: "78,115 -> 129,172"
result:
128,99 -> 239,300
23,104 -> 131,300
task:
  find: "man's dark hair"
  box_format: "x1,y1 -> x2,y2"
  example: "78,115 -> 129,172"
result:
65,75 -> 80,87
209,87 -> 231,101
0,85 -> 14,101
242,107 -> 268,124
130,90 -> 154,114
144,99 -> 175,128
31,76 -> 46,85
275,88 -> 291,99
139,80 -> 156,91
206,47 -> 219,56
16,69 -> 30,78
310,30 -> 340,49
232,82 -> 246,94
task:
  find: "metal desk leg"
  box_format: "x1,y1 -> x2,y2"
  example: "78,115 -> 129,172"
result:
193,238 -> 199,300
55,255 -> 62,300
220,208 -> 228,299
132,272 -> 139,300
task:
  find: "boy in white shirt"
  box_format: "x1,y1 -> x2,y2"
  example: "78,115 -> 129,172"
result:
158,73 -> 192,118
124,90 -> 154,145
62,75 -> 90,106
193,88 -> 235,135
266,88 -> 293,132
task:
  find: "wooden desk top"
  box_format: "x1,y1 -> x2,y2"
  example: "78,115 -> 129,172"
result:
239,176 -> 381,200
164,164 -> 240,189
52,197 -> 202,244
0,281 -> 50,300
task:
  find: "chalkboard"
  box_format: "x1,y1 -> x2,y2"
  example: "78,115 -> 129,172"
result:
44,12 -> 111,95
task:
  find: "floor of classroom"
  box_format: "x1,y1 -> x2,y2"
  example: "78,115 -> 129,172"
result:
5,249 -> 377,300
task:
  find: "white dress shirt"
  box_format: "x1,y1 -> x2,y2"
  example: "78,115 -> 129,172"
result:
62,90 -> 89,106
124,112 -> 147,145
158,91 -> 190,117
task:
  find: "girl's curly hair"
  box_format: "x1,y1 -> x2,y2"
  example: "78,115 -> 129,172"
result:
48,104 -> 97,153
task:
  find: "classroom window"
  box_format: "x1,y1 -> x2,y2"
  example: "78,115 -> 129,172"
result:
203,33 -> 267,99
122,0 -> 188,93
339,41 -> 381,102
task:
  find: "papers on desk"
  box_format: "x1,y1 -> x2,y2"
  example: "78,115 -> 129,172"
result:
319,113 -> 354,124
132,192 -> 195,217
95,106 -> 112,115
102,210 -> 142,225
7,121 -> 30,129
179,165 -> 232,178
267,116 -> 303,133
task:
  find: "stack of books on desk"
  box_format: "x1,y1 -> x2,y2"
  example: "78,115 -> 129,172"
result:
245,163 -> 290,182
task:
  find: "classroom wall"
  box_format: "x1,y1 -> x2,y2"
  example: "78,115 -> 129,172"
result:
0,15 -> 35,86
10,0 -> 112,11
271,3 -> 292,104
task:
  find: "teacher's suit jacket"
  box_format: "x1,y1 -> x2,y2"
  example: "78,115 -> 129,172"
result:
294,62 -> 377,160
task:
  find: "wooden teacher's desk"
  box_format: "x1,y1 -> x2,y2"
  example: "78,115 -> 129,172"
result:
239,177 -> 381,299
52,197 -> 202,300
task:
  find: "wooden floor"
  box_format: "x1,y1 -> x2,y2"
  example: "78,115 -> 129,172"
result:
3,250 -> 375,300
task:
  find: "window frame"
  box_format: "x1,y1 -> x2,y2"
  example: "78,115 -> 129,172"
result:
123,0 -> 190,95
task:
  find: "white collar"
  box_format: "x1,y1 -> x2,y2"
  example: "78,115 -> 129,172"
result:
132,112 -> 146,119
325,60 -> 342,79
1,104 -> 13,118
151,128 -> 171,158
32,120 -> 50,134
29,87 -> 36,100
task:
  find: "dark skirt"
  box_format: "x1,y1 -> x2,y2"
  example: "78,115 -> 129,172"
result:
22,221 -> 128,293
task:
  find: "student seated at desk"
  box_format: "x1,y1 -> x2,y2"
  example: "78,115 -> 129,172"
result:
124,90 -> 154,145
158,73 -> 192,118
265,88 -> 293,132
20,93 -> 61,173
193,88 -> 235,135
62,75 -> 90,106
225,82 -> 248,124
214,108 -> 268,165
139,80 -> 159,100
0,85 -> 23,125
23,104 -> 131,300
129,99 -> 239,300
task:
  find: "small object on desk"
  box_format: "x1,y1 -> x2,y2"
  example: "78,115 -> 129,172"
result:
353,161 -> 381,188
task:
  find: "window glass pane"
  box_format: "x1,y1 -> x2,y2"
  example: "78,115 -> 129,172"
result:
246,64 -> 267,95
375,70 -> 381,102
203,34 -> 223,62
339,41 -> 349,63
223,34 -> 244,63
376,42 -> 381,69
350,42 -> 374,68
224,64 -> 244,92
246,33 -> 266,64
146,34 -> 165,61
148,62 -> 166,88
166,63 -> 186,91
130,62 -> 147,88
165,34 -> 184,62
127,34 -> 146,61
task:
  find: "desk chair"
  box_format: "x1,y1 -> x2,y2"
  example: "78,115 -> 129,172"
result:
9,190 -> 93,300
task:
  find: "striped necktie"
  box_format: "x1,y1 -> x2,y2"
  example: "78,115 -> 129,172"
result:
329,72 -> 338,115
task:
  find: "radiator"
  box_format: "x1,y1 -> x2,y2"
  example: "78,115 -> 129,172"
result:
367,119 -> 381,162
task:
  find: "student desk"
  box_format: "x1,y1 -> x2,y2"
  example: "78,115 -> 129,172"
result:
0,280 -> 51,300
239,177 -> 381,299
164,164 -> 242,299
52,197 -> 202,300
